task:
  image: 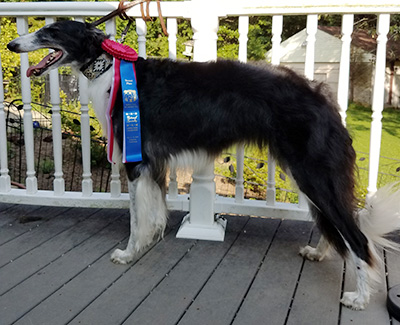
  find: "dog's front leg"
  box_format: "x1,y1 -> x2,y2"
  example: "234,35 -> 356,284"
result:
111,168 -> 168,264
111,179 -> 140,264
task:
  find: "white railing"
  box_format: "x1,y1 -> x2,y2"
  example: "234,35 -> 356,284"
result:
1,1 -> 399,241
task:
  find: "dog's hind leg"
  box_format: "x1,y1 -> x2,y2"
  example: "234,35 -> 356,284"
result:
299,235 -> 331,261
111,166 -> 168,264
340,243 -> 380,310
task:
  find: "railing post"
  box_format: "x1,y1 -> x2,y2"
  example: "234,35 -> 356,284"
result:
76,17 -> 93,197
167,18 -> 178,60
17,17 -> 37,194
367,14 -> 390,200
168,167 -> 178,199
191,0 -> 218,62
235,16 -> 249,203
105,18 -> 117,40
270,15 -> 283,65
78,77 -> 93,197
176,0 -> 225,241
46,17 -> 65,196
238,16 -> 249,63
267,15 -> 283,206
337,14 -> 354,125
0,23 -> 11,193
106,18 -> 122,198
136,18 -> 147,59
297,14 -> 318,210
304,14 -> 318,80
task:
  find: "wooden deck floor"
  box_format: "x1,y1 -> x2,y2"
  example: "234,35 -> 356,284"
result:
0,202 -> 399,325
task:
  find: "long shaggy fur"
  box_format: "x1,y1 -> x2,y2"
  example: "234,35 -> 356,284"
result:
359,182 -> 400,250
8,20 -> 400,310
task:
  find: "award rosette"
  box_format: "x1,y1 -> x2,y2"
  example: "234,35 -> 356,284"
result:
102,39 -> 141,163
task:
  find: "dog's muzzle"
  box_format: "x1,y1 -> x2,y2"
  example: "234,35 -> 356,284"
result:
7,40 -> 21,53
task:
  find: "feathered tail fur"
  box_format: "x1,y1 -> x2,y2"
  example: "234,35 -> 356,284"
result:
359,182 -> 400,251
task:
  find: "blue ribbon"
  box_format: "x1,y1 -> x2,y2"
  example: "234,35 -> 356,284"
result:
120,59 -> 142,163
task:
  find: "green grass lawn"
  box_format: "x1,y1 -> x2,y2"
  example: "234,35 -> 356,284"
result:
346,103 -> 400,198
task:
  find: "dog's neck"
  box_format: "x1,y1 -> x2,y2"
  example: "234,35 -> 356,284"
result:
81,53 -> 113,80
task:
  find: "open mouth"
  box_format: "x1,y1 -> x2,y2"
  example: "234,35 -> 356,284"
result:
26,49 -> 63,77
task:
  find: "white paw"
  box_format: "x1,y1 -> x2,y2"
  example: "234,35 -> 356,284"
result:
110,248 -> 134,265
299,245 -> 325,261
340,291 -> 368,310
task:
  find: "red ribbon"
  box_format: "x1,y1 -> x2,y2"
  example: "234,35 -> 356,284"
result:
103,39 -> 139,163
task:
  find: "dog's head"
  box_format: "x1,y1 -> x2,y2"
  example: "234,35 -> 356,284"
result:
8,20 -> 107,77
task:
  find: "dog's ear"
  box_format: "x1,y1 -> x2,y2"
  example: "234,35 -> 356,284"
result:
84,22 -> 111,41
83,23 -> 108,58
85,22 -> 98,30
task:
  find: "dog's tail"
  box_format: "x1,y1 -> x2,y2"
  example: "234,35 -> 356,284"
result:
358,182 -> 400,251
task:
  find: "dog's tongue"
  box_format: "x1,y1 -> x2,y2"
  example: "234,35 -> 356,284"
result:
26,55 -> 51,77
26,51 -> 62,77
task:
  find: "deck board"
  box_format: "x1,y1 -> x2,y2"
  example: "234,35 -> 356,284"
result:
14,211 -> 183,325
0,203 -> 396,325
177,217 -> 281,325
69,212 -> 192,325
0,204 -> 43,228
122,216 -> 249,325
0,208 -> 118,295
0,207 -> 91,266
232,219 -> 313,325
1,210 -> 129,324
286,229 -> 344,325
0,206 -> 71,247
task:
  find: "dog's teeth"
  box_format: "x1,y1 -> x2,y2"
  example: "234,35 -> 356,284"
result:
46,51 -> 59,64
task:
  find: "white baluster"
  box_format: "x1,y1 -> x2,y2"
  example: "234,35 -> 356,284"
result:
271,15 -> 283,65
191,0 -> 218,62
136,18 -> 147,59
76,17 -> 93,197
110,151 -> 121,197
266,15 -> 283,206
235,16 -> 249,203
235,145 -> 245,203
367,14 -> 390,199
168,167 -> 178,199
167,18 -> 178,60
176,0 -> 225,241
106,18 -> 121,198
78,77 -> 93,197
298,15 -> 318,209
17,17 -> 37,194
45,17 -> 65,196
266,151 -> 276,205
304,14 -> 318,80
105,19 -> 117,41
337,14 -> 354,125
238,16 -> 249,63
165,18 -> 178,200
0,23 -> 11,193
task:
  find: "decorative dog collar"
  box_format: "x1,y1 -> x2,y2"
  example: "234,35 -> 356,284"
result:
102,39 -> 141,164
81,53 -> 113,80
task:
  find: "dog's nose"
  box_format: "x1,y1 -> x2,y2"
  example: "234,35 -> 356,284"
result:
7,40 -> 20,52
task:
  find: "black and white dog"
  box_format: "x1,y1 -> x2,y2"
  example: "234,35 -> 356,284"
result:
8,20 -> 400,310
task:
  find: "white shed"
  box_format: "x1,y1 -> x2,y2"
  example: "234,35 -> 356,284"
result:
267,26 -> 400,108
